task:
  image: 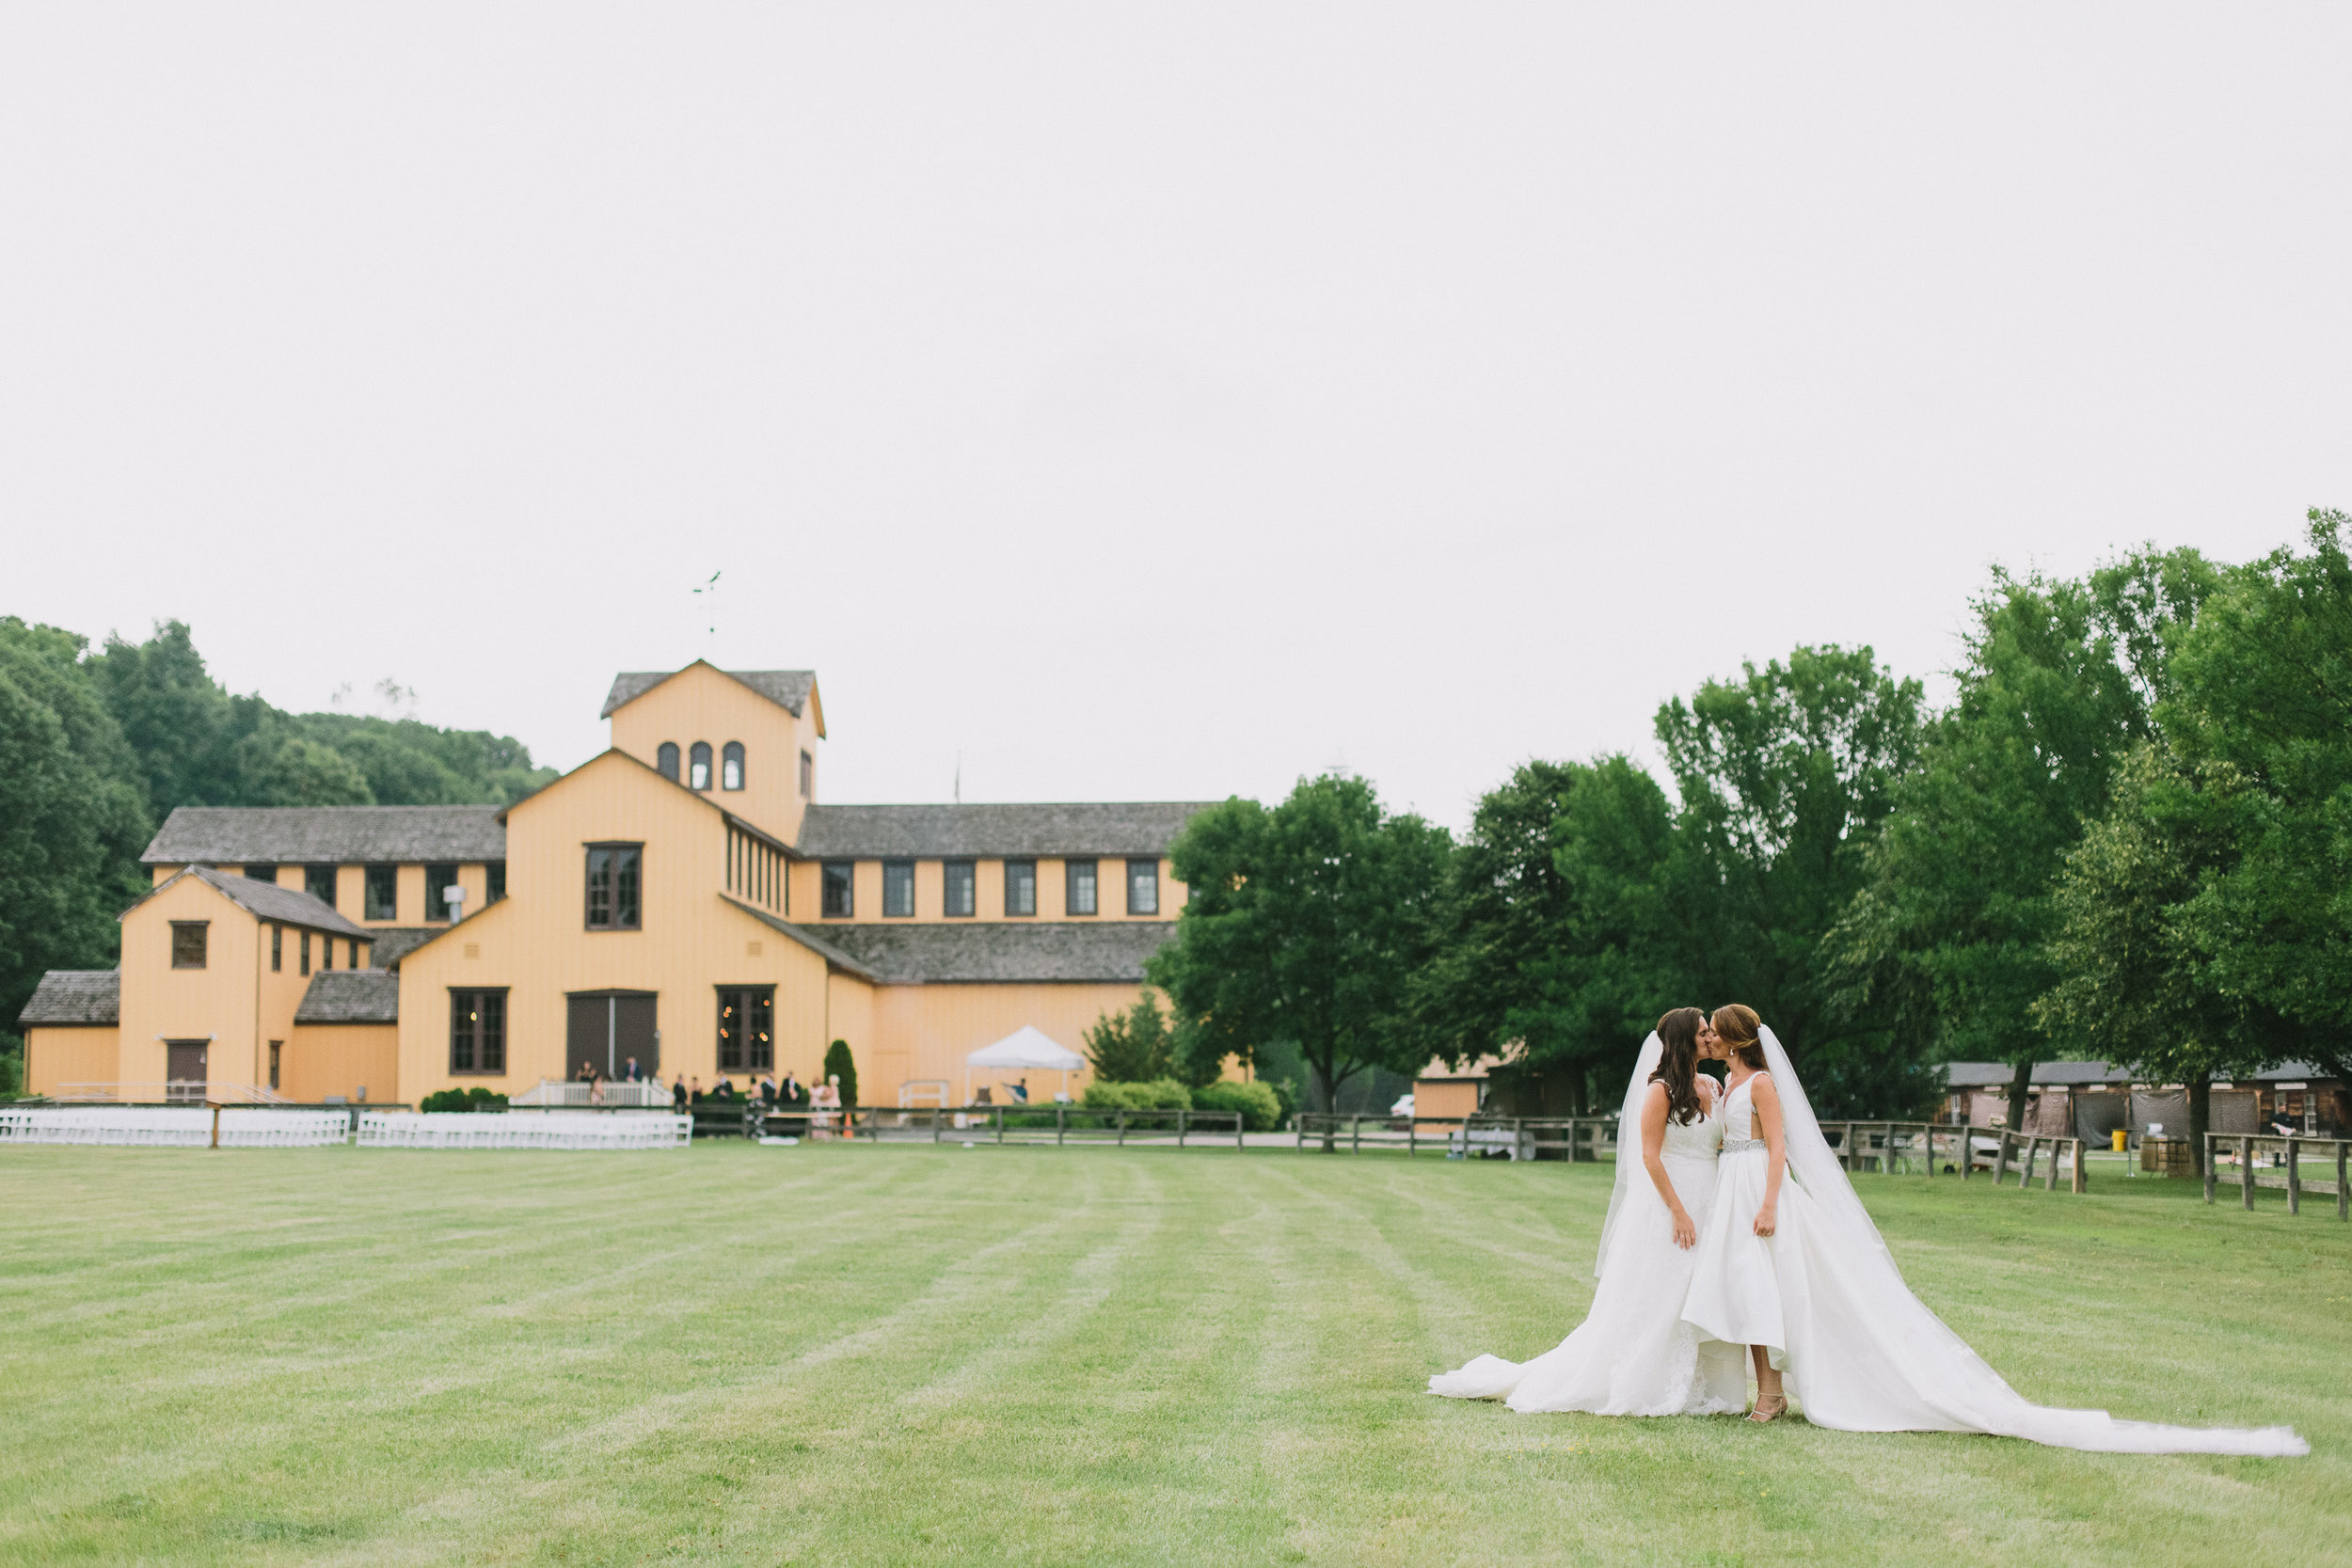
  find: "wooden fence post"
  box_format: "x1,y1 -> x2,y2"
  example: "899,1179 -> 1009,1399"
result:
1351,1116 -> 1361,1155
2071,1137 -> 2087,1194
996,1106 -> 1005,1145
1961,1126 -> 1972,1180
1116,1108 -> 1127,1147
1296,1115 -> 1305,1153
2203,1135 -> 2217,1203
1177,1108 -> 1187,1148
1993,1131 -> 2009,1184
210,1102 -> 221,1149
1407,1117 -> 1415,1158
2339,1141 -> 2349,1222
2241,1135 -> 2255,1210
2018,1135 -> 2037,1189
1236,1111 -> 1244,1151
1057,1105 -> 1066,1147
2045,1138 -> 2058,1191
2287,1136 -> 2300,1214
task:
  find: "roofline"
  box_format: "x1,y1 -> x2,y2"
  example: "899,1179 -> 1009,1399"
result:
500,748 -> 795,851
118,866 -> 369,938
601,660 -> 825,736
718,895 -> 882,982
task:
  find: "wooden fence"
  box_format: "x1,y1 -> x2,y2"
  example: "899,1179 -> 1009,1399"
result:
2201,1132 -> 2352,1218
734,1104 -> 1248,1148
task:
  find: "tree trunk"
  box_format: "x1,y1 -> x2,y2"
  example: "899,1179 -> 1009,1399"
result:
2005,1057 -> 2034,1132
1312,1060 -> 1339,1152
2187,1075 -> 2210,1177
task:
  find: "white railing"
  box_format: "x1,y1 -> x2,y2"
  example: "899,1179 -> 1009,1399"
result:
0,1107 -> 348,1147
506,1079 -> 675,1108
53,1083 -> 294,1105
355,1112 -> 691,1150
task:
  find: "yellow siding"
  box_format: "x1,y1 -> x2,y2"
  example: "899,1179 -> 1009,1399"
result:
607,660 -> 821,845
118,877 -> 261,1092
867,982 -> 1138,1104
284,1024 -> 400,1103
394,751 -> 839,1101
24,1027 -> 119,1097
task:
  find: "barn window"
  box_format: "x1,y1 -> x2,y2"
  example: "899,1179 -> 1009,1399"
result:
717,987 -> 774,1072
450,989 -> 507,1074
657,741 -> 680,783
723,741 -> 744,791
171,921 -> 208,969
882,860 -> 914,918
364,864 -> 398,921
821,862 -> 854,918
1003,860 -> 1036,917
690,741 -> 712,791
586,844 -> 643,929
943,860 -> 976,918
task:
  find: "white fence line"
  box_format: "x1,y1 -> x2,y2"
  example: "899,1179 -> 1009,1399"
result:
0,1107 -> 348,1147
507,1079 -> 673,1109
356,1112 -> 691,1150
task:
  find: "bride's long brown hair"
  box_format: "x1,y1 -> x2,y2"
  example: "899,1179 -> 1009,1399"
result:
1650,1006 -> 1707,1125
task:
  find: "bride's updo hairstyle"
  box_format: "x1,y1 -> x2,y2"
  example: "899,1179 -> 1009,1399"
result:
1649,1006 -> 1707,1125
1712,1004 -> 1768,1071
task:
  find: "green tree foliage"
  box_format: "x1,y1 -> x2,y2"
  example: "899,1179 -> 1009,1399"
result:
2151,510 -> 2352,1085
0,620 -> 155,1029
1823,551 -> 2217,1127
1151,774 -> 1453,1147
1414,757 -> 1679,1114
1658,645 -> 1929,1116
1083,990 -> 1176,1083
822,1038 -> 858,1106
2035,747 -> 2291,1169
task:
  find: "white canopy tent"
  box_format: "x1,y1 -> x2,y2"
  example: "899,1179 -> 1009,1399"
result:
963,1026 -> 1087,1106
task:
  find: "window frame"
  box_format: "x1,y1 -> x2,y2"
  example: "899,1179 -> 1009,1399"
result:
245,863 -> 276,886
271,925 -> 282,973
943,859 -> 977,918
584,843 -> 644,931
820,861 -> 855,918
722,740 -> 745,791
657,741 -> 680,783
171,920 -> 208,969
486,861 -> 506,904
449,988 -> 508,1075
882,860 -> 915,918
1003,858 -> 1037,917
689,740 -> 713,791
800,749 -> 814,798
319,928 -> 333,971
423,863 -> 459,924
717,985 -> 776,1073
299,930 -> 310,976
306,863 -> 338,907
363,863 -> 398,921
1066,859 -> 1098,917
1126,858 -> 1160,916
267,1040 -> 281,1092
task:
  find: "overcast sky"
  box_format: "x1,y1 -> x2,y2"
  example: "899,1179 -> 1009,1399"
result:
6,6 -> 2349,828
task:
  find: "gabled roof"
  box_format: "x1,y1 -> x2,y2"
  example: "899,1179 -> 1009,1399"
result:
818,921 -> 1177,985
131,866 -> 371,937
600,663 -> 820,727
793,802 -> 1216,860
719,896 -> 883,983
365,928 -> 439,971
16,971 -> 119,1026
142,806 -> 505,866
296,970 -> 400,1024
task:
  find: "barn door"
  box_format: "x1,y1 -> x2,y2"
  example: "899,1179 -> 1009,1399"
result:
166,1040 -> 208,1103
564,991 -> 659,1080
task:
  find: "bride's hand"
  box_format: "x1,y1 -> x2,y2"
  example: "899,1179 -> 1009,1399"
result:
1753,1204 -> 1777,1239
1672,1210 -> 1696,1249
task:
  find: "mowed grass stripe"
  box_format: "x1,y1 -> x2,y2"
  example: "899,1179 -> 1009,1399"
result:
0,1143 -> 2345,1566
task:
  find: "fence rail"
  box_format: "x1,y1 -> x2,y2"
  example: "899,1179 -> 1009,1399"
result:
741,1104 -> 1249,1148
2202,1132 -> 2351,1218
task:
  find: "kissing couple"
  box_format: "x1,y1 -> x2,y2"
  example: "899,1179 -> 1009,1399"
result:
1429,1005 -> 2307,1456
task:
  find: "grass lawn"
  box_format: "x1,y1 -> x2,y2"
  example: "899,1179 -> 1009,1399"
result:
1,1142 -> 2344,1566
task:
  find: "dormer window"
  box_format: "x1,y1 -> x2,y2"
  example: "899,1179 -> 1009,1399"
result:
723,741 -> 744,791
689,741 -> 712,791
657,742 -> 680,783
800,749 -> 814,799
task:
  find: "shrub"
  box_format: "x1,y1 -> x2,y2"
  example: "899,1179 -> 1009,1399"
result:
1191,1079 -> 1282,1132
1083,991 -> 1174,1083
1080,1078 -> 1192,1111
822,1038 -> 858,1107
419,1087 -> 508,1113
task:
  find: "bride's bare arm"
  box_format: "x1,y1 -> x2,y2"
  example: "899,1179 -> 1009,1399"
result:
1752,1074 -> 1787,1238
1640,1083 -> 1697,1249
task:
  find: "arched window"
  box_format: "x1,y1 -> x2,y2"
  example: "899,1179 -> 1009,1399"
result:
689,741 -> 712,791
722,741 -> 744,791
657,742 -> 680,783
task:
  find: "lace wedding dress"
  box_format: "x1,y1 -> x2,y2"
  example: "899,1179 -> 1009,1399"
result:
1681,1029 -> 2308,1457
1428,1034 -> 1746,1416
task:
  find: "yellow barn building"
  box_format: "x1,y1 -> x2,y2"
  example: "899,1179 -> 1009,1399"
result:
17,661 -> 1211,1107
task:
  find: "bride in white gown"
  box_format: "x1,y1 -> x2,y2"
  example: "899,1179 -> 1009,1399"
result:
1680,1004 -> 2308,1456
1428,1007 -> 1747,1416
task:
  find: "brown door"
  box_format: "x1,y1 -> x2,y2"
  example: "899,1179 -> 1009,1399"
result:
166,1040 -> 208,1103
565,992 -> 659,1079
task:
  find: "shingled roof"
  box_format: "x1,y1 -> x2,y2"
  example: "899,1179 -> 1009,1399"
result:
16,971 -> 119,1026
364,927 -> 439,970
140,867 -> 372,937
294,970 -> 400,1024
600,667 -> 818,720
1944,1061 -> 2133,1087
818,921 -> 1177,985
720,897 -> 883,982
142,806 -> 505,866
793,802 -> 1216,860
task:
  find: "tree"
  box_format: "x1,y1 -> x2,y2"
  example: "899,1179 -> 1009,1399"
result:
1151,774 -> 1453,1148
1822,551 -> 2217,1127
0,620 -> 154,1031
1415,757 -> 1682,1114
1083,990 -> 1176,1083
2150,510 -> 2352,1085
822,1038 -> 858,1107
2035,747 -> 2292,1169
1658,644 -> 1929,1115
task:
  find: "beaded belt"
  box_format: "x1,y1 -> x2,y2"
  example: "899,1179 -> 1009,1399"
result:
1720,1136 -> 1766,1153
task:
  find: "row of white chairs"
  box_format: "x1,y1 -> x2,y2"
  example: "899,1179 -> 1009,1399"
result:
355,1112 -> 691,1150
0,1107 -> 350,1148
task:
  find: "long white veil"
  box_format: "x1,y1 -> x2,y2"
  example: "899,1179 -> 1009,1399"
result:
1756,1025 -> 2307,1456
1591,1031 -> 1661,1278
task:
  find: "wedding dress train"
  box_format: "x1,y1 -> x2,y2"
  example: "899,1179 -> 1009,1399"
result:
1429,1037 -> 1746,1417
1682,1030 -> 2307,1458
